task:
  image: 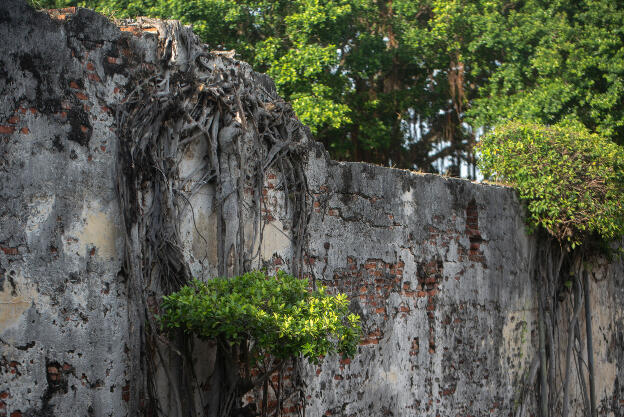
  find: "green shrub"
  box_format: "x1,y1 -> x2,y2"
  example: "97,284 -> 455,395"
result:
478,121 -> 624,247
159,270 -> 361,364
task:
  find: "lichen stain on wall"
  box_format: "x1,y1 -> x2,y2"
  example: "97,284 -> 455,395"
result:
260,219 -> 291,260
24,195 -> 56,241
0,271 -> 38,334
65,203 -> 121,259
500,306 -> 536,387
588,278 -> 618,402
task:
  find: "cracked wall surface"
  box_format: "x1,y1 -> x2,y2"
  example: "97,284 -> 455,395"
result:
1,2 -> 623,417
0,2 -> 130,416
300,158 -> 624,416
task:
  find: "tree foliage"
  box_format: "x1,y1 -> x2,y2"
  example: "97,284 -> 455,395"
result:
466,0 -> 624,148
34,0 -> 624,176
478,121 -> 624,247
159,270 -> 361,365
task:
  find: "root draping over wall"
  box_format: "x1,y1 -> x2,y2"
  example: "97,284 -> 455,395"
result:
1,2 -> 623,417
114,16 -> 313,417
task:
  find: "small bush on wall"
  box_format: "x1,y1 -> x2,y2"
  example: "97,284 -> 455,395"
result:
159,270 -> 361,417
478,121 -> 624,248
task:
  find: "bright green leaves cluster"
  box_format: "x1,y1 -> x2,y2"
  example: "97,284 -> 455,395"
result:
159,270 -> 361,364
478,122 -> 624,247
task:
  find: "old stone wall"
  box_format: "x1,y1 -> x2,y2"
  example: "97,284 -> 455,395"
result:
0,2 -> 622,417
301,157 -> 624,416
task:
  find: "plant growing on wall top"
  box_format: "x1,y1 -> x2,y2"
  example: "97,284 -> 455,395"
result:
477,121 -> 624,417
159,270 -> 361,417
478,121 -> 624,248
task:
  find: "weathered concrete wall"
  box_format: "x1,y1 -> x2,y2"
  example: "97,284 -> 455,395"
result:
0,3 -> 131,416
301,157 -> 624,416
1,2 -> 622,417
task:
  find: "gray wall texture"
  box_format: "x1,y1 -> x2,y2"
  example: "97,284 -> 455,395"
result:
0,2 -> 623,416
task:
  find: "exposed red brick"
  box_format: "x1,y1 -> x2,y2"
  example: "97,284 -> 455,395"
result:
0,246 -> 18,255
87,73 -> 101,82
86,62 -> 95,71
7,116 -> 19,124
9,411 -> 21,417
75,92 -> 88,100
122,384 -> 130,402
425,277 -> 437,285
0,126 -> 15,134
69,81 -> 80,89
442,387 -> 455,396
20,127 -> 29,134
119,26 -> 140,34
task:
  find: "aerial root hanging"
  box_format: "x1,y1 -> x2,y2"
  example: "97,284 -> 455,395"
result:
114,20 -> 314,417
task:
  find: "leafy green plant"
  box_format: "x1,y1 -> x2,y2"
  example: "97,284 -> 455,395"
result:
159,270 -> 360,416
478,121 -> 624,248
160,270 -> 360,362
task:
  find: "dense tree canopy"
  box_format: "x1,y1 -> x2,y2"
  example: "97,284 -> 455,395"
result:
34,0 -> 624,175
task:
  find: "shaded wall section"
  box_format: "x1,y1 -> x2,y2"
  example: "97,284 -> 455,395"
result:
1,2 -> 623,417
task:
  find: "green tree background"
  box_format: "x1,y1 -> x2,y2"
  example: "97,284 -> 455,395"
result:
34,0 -> 624,176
